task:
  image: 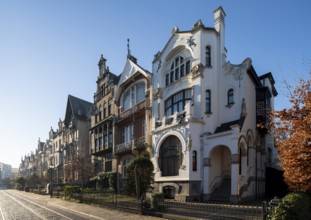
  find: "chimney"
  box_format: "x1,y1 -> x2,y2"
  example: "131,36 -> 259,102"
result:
214,7 -> 226,62
214,7 -> 226,33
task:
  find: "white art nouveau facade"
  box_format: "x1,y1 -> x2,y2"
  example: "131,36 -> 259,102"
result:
151,7 -> 278,202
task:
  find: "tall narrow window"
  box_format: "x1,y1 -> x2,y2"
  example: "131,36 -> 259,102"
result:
205,46 -> 211,67
192,151 -> 197,171
205,90 -> 211,113
123,91 -> 131,110
136,83 -> 145,104
159,136 -> 181,176
228,89 -> 234,105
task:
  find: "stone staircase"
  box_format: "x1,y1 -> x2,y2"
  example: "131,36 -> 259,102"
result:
210,178 -> 231,202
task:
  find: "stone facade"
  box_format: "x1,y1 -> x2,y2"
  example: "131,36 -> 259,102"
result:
151,7 -> 278,202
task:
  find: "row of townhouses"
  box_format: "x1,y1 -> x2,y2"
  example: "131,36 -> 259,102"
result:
20,7 -> 278,202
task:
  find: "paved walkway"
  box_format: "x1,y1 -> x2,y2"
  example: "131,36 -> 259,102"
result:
12,190 -> 166,220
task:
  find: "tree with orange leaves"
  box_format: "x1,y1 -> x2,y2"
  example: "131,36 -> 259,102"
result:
271,78 -> 311,192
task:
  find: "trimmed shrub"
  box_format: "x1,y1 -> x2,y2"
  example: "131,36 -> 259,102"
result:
64,186 -> 81,200
269,191 -> 311,220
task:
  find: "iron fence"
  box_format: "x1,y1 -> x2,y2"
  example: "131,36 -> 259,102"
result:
27,187 -> 272,220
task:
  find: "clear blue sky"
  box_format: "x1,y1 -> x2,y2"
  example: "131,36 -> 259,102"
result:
1,0 -> 310,168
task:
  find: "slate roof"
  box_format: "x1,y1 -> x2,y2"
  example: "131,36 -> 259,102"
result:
214,116 -> 246,134
64,95 -> 93,126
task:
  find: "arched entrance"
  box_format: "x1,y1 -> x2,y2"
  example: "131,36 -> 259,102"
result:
209,145 -> 231,201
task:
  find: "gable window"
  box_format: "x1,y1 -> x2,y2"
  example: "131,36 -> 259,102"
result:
205,46 -> 211,67
166,56 -> 191,86
205,89 -> 211,113
165,89 -> 192,117
227,89 -> 234,105
122,82 -> 146,111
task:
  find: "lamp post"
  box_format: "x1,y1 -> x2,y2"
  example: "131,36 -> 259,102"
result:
49,162 -> 54,198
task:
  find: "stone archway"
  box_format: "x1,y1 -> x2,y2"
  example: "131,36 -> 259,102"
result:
209,145 -> 231,200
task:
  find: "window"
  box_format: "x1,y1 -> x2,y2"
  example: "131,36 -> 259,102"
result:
136,83 -> 145,104
205,46 -> 211,67
205,90 -> 211,113
228,89 -> 234,105
166,56 -> 191,86
159,136 -> 182,176
122,82 -> 145,110
123,91 -> 131,110
122,159 -> 132,178
108,101 -> 111,116
165,89 -> 192,117
105,153 -> 112,172
192,151 -> 197,171
124,124 -> 133,143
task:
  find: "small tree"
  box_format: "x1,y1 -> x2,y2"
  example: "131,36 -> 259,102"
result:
271,78 -> 311,192
15,176 -> 27,190
124,157 -> 154,198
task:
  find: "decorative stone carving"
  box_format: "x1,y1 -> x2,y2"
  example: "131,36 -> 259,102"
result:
191,63 -> 203,78
171,26 -> 179,35
192,19 -> 204,32
153,87 -> 163,99
186,133 -> 192,151
224,58 -> 252,86
187,36 -> 196,47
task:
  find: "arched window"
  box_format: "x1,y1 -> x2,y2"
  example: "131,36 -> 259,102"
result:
122,82 -> 146,110
192,151 -> 197,171
205,90 -> 211,113
159,136 -> 182,176
205,46 -> 211,67
227,89 -> 234,105
166,56 -> 191,86
165,89 -> 192,117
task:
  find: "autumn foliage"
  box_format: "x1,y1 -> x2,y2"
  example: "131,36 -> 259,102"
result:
271,78 -> 311,193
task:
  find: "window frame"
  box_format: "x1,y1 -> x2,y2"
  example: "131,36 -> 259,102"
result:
205,46 -> 211,67
164,89 -> 192,117
165,56 -> 191,86
227,89 -> 234,106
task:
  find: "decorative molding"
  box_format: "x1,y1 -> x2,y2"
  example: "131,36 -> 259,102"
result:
187,36 -> 196,47
153,87 -> 163,99
191,63 -> 203,78
171,26 -> 179,35
224,58 -> 252,86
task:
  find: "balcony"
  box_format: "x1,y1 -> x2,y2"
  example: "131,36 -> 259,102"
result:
115,136 -> 146,154
115,142 -> 133,154
91,143 -> 112,156
117,101 -> 146,122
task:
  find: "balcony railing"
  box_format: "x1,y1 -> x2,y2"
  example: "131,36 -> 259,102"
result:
156,111 -> 187,129
118,101 -> 146,122
115,142 -> 133,154
115,136 -> 146,154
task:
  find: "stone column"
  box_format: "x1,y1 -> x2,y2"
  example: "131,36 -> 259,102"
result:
202,157 -> 211,201
230,153 -> 239,203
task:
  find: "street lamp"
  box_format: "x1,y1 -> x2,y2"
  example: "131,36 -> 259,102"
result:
49,162 -> 54,198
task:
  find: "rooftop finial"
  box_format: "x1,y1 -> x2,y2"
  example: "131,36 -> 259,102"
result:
127,38 -> 131,58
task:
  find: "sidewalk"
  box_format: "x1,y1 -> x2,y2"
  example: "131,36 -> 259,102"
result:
12,190 -> 166,220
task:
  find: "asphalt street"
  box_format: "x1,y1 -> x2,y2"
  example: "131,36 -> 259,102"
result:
0,189 -> 165,220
